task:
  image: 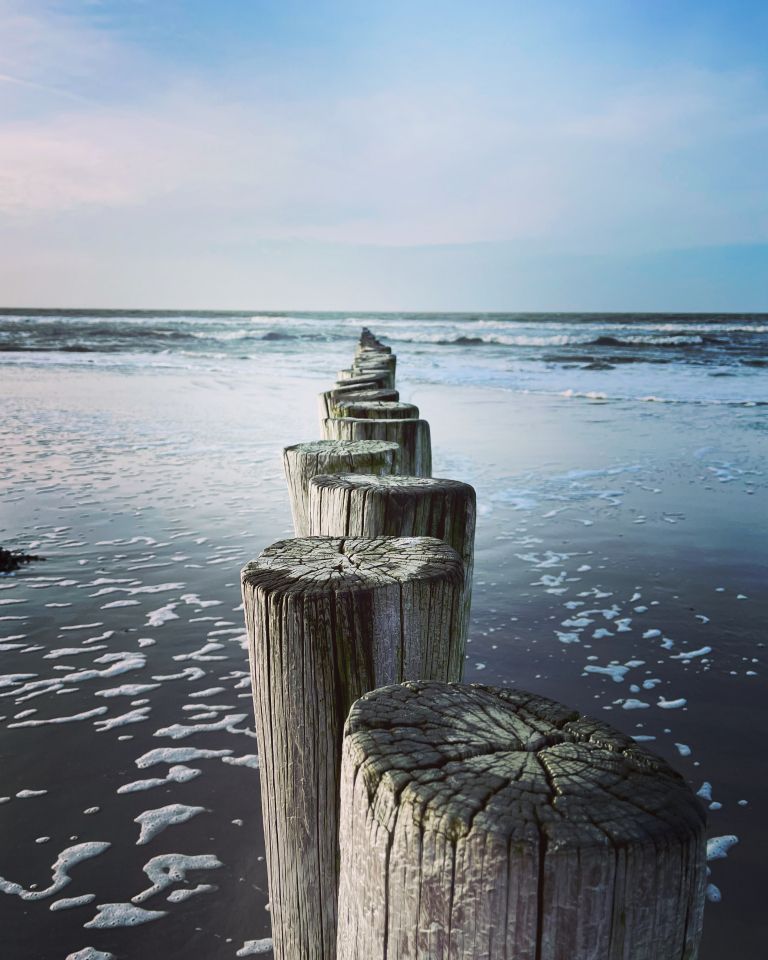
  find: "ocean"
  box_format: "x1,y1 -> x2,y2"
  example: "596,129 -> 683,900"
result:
1,311 -> 766,959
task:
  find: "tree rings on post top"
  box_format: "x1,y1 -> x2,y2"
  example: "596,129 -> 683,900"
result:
282,439 -> 399,537
337,680 -> 708,960
335,400 -> 419,420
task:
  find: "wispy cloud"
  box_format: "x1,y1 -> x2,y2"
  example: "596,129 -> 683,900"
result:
0,0 -> 766,307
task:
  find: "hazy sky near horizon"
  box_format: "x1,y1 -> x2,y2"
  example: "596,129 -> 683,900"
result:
1,0 -> 766,310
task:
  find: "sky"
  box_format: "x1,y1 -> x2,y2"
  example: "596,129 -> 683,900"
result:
0,0 -> 766,311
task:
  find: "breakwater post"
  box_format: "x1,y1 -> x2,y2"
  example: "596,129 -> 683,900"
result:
337,680 -> 707,960
321,416 -> 432,477
241,539 -> 465,960
308,473 -> 475,645
282,439 -> 398,537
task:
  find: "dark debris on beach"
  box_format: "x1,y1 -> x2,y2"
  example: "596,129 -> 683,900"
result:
0,546 -> 44,573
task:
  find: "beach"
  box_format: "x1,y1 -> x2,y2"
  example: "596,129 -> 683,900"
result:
1,311 -> 766,959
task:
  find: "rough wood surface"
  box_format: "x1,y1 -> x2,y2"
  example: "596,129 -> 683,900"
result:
321,417 -> 432,477
337,680 -> 707,960
241,540 -> 465,960
308,473 -> 475,642
335,400 -> 419,420
318,388 -> 400,420
353,354 -> 397,376
335,373 -> 392,391
282,440 -> 398,536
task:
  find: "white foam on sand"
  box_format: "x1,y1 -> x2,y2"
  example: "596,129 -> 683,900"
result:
658,696 -> 687,709
132,853 -> 223,903
51,893 -> 97,911
16,788 -> 48,798
236,940 -> 273,956
146,603 -> 179,627
167,883 -> 217,903
84,902 -> 167,928
95,707 -> 151,732
583,664 -> 629,683
172,642 -> 226,663
151,667 -> 206,682
707,835 -> 739,861
153,713 -> 248,740
135,746 -> 233,768
118,765 -> 201,793
44,647 -> 108,659
669,646 -> 712,660
9,707 -> 108,728
0,841 -> 111,901
96,683 -> 160,698
221,755 -> 260,769
66,948 -> 115,960
135,803 -> 207,845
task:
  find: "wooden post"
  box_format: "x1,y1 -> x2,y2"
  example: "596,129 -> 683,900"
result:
308,473 -> 475,642
353,354 -> 396,376
335,373 -> 392,391
335,400 -> 419,420
337,680 -> 707,960
241,539 -> 465,960
282,440 -> 398,536
318,387 -> 400,421
321,417 -> 432,477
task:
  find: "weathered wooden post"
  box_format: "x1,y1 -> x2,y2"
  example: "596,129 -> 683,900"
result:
321,417 -> 432,477
308,473 -> 475,642
335,372 -> 392,391
282,440 -> 398,536
337,680 -> 707,960
353,354 -> 396,378
335,400 -> 419,420
338,369 -> 395,390
318,387 -> 399,421
242,539 -> 465,960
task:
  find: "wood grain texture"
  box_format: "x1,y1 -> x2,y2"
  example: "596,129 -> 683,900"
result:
282,440 -> 398,536
308,473 -> 475,643
339,369 -> 396,390
335,373 -> 392,391
318,388 -> 400,421
337,680 -> 707,960
321,418 -> 432,477
335,401 -> 419,420
241,540 -> 465,960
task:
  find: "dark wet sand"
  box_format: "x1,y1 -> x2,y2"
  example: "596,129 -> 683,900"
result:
1,366 -> 765,959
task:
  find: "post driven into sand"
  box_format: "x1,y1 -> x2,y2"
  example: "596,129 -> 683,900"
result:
337,680 -> 707,960
241,538 -> 465,960
308,473 -> 475,643
282,439 -> 398,536
321,417 -> 432,477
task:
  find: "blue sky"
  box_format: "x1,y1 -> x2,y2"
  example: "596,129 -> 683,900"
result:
0,0 -> 766,309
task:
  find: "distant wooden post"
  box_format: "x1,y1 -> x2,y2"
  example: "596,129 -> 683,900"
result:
337,680 -> 707,960
308,473 -> 475,642
335,400 -> 419,420
321,417 -> 432,477
335,373 -> 392,391
318,387 -> 399,421
282,440 -> 398,536
353,354 -> 396,378
242,540 -> 465,960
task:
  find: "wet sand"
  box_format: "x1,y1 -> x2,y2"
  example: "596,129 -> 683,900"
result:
1,363 -> 765,959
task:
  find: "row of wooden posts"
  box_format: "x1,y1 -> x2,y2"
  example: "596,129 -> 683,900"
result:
240,329 -> 707,960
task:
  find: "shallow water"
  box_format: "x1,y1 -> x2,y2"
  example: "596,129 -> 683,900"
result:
1,316 -> 766,958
